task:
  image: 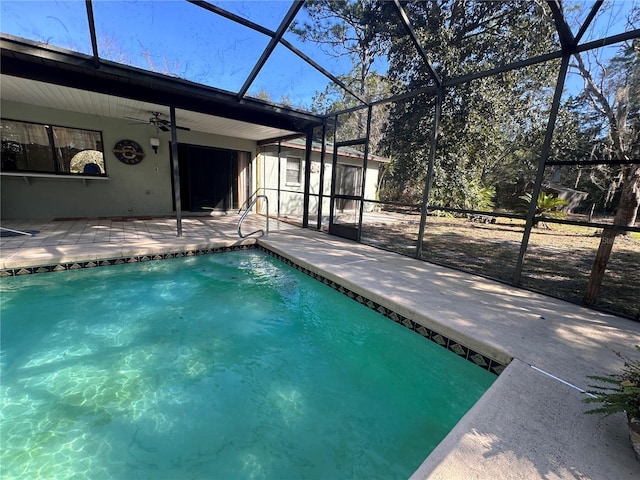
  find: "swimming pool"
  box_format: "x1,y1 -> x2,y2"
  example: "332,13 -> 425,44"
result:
1,250 -> 495,479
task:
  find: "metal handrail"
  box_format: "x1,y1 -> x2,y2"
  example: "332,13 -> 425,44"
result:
238,195 -> 269,238
237,189 -> 261,214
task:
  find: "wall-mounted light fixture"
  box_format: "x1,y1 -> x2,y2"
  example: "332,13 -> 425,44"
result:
149,137 -> 160,154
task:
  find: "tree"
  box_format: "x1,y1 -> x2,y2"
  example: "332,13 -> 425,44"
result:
572,13 -> 640,304
310,73 -> 391,154
378,0 -> 558,210
549,97 -> 618,212
291,0 -> 390,144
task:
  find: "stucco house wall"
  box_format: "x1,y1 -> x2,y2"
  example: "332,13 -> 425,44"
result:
0,100 -> 257,219
260,143 -> 385,219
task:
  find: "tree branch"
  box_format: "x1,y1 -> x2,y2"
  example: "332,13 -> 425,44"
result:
572,51 -> 627,162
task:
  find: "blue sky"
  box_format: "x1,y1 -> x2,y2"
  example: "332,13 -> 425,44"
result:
0,0 -> 351,109
0,0 -> 635,109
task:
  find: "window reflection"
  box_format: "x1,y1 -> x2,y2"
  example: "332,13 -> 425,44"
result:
1,119 -> 106,176
52,126 -> 104,174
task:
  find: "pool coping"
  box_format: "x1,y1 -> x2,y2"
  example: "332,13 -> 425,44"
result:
0,242 -> 255,274
0,239 -> 507,377
259,245 -> 508,375
0,237 -> 257,272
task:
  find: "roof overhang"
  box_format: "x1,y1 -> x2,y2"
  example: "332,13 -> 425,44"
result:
1,35 -> 324,141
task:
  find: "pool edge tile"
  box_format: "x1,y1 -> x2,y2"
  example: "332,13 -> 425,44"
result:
258,245 -> 510,376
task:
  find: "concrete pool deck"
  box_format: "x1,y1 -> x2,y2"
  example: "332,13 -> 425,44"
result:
2,216 -> 639,479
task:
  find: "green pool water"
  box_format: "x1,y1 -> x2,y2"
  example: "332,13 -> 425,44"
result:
0,250 -> 495,479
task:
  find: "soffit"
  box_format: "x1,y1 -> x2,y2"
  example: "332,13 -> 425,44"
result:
0,75 -> 300,141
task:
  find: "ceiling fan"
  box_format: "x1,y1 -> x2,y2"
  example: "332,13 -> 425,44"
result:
125,111 -> 191,132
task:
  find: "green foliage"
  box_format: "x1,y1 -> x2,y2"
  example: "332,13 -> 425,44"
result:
293,0 -> 389,108
518,192 -> 568,225
293,1 -> 392,157
379,0 -> 558,210
294,0 -> 638,229
429,209 -> 454,218
584,346 -> 640,420
468,183 -> 496,211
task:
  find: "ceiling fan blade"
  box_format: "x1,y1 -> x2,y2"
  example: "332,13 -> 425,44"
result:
159,120 -> 191,131
124,114 -> 190,132
124,116 -> 149,124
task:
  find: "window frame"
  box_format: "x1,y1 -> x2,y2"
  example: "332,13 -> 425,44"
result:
1,118 -> 107,177
285,156 -> 302,186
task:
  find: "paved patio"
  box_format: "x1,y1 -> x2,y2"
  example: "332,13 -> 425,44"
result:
0,214 -> 286,270
1,215 -> 639,479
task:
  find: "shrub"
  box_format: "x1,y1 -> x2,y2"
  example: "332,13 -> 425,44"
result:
518,192 -> 569,226
584,346 -> 640,420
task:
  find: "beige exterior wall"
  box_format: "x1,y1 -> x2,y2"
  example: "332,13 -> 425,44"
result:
0,101 -> 257,219
260,145 -> 382,218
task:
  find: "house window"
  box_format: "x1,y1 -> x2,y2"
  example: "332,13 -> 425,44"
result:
1,119 -> 106,176
286,157 -> 301,185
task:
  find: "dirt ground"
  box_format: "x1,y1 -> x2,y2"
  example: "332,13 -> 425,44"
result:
358,212 -> 640,320
276,210 -> 639,320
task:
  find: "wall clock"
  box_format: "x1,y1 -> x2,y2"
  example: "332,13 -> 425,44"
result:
113,139 -> 145,165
